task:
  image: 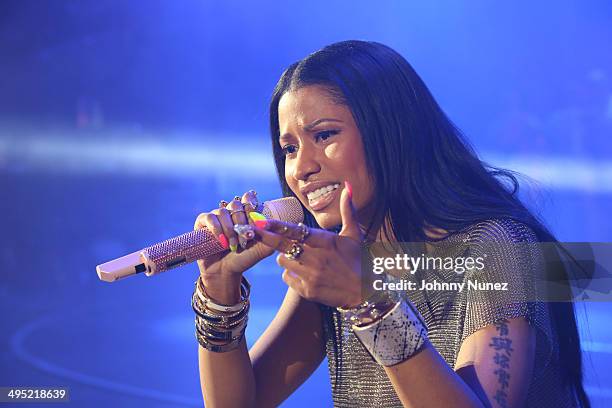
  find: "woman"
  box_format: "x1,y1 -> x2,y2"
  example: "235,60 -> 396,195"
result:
193,40 -> 589,407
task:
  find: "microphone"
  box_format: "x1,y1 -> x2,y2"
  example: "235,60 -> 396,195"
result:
96,197 -> 303,282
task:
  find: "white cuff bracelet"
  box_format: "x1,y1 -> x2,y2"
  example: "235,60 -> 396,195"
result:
352,298 -> 428,366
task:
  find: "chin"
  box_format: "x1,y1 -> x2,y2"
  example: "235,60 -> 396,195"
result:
312,212 -> 341,230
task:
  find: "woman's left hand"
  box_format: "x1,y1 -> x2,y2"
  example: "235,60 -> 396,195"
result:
253,186 -> 366,308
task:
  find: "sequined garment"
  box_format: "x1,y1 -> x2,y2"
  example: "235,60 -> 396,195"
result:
320,218 -> 578,407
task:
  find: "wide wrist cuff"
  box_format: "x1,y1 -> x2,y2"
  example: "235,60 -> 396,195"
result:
352,298 -> 428,366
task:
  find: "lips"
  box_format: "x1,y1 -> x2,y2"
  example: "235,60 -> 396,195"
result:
306,183 -> 341,211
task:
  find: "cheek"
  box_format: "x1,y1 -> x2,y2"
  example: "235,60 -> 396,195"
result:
324,142 -> 366,176
324,143 -> 353,166
284,162 -> 301,196
330,142 -> 373,203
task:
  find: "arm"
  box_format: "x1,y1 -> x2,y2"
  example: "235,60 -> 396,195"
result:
194,191 -> 326,407
198,285 -> 326,408
382,317 -> 535,408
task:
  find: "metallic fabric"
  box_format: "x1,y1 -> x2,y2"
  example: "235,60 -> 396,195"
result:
320,218 -> 576,407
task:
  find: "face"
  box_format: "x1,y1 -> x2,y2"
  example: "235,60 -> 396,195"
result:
277,85 -> 375,229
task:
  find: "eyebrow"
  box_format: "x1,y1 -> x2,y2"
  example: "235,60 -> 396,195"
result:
303,118 -> 343,131
279,118 -> 344,142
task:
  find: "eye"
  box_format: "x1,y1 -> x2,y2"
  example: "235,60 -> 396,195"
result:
314,129 -> 339,143
281,144 -> 298,156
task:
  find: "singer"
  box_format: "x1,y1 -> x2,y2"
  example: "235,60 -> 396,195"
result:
193,41 -> 589,407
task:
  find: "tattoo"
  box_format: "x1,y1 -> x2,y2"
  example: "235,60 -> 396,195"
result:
489,319 -> 512,408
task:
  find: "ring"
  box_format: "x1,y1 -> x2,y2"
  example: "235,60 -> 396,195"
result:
284,242 -> 304,260
219,200 -> 228,208
230,209 -> 246,216
234,224 -> 255,241
247,190 -> 259,208
295,222 -> 310,243
243,202 -> 255,212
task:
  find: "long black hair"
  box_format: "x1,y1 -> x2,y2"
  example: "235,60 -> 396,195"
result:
268,40 -> 589,407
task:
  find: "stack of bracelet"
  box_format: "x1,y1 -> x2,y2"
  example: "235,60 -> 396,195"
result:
192,275 -> 250,353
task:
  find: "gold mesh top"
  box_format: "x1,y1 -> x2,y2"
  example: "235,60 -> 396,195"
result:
320,218 -> 577,407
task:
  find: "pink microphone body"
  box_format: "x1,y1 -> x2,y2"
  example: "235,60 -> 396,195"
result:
96,197 -> 303,282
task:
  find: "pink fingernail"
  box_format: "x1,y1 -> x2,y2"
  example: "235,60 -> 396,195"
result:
254,220 -> 268,229
218,233 -> 229,250
344,181 -> 353,200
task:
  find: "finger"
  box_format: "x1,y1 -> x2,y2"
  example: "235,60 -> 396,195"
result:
252,224 -> 293,252
258,219 -> 336,249
339,180 -> 363,242
276,251 -> 314,278
213,207 -> 238,252
281,268 -> 306,295
241,190 -> 259,215
226,197 -> 248,226
195,212 -> 229,250
226,199 -> 249,250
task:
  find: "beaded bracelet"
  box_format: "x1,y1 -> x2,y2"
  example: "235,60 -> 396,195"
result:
337,276 -> 399,327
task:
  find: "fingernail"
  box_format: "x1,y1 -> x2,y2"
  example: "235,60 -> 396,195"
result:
248,211 -> 266,222
254,220 -> 267,229
344,180 -> 353,200
229,237 -> 238,252
218,233 -> 229,250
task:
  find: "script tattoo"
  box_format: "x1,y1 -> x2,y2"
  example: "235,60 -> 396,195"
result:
489,319 -> 513,407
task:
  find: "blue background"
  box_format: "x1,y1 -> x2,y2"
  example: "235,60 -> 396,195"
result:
1,0 -> 611,406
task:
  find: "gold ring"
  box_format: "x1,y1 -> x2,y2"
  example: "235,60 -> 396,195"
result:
284,242 -> 304,260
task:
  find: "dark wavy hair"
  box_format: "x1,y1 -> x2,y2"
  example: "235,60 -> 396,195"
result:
268,40 -> 589,407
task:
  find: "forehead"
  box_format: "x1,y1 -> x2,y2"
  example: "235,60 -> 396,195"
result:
278,86 -> 348,128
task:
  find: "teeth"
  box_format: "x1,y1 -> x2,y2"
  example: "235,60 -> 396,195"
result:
306,183 -> 340,201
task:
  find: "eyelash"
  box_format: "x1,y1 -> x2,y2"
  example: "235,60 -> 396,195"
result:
280,130 -> 340,157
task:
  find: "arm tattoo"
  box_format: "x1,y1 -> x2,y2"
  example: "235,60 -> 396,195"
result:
489,319 -> 512,407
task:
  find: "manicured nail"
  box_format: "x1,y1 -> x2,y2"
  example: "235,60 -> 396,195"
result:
344,181 -> 353,200
248,211 -> 266,222
254,220 -> 267,229
218,233 -> 229,250
229,237 -> 238,252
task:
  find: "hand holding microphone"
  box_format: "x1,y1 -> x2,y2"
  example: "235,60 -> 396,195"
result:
95,192 -> 303,292
193,191 -> 290,304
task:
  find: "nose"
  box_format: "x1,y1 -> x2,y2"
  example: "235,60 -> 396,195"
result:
291,143 -> 321,181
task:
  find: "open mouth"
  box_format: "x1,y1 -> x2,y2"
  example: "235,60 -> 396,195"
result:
306,183 -> 341,211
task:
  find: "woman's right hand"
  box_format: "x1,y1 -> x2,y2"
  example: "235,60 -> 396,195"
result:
194,190 -> 275,302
